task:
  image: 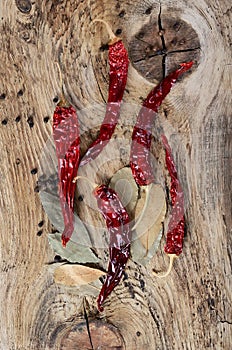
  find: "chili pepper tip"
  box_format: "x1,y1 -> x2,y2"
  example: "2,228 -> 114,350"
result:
180,61 -> 194,70
97,301 -> 104,312
61,236 -> 69,247
153,254 -> 178,278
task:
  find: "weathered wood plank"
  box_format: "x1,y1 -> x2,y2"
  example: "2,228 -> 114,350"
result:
0,0 -> 231,349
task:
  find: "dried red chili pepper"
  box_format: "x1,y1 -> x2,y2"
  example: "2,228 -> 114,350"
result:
130,61 -> 193,187
154,134 -> 185,277
80,20 -> 129,166
72,176 -> 131,311
93,184 -> 131,312
53,79 -> 80,247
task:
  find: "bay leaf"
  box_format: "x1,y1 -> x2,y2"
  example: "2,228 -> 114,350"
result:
135,184 -> 166,251
109,167 -> 138,217
48,232 -> 99,264
53,264 -> 105,287
131,229 -> 163,266
40,191 -> 92,247
131,184 -> 166,265
40,191 -> 100,263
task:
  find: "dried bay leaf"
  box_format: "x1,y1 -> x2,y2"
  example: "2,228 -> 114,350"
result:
40,192 -> 92,247
48,233 -> 100,264
131,229 -> 163,266
48,263 -> 103,297
135,184 -> 166,250
40,191 -> 100,263
131,184 -> 166,265
109,167 -> 138,217
109,169 -> 166,265
53,264 -> 105,287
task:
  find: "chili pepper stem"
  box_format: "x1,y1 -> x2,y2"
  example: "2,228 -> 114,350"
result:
153,254 -> 178,278
92,19 -> 121,45
132,183 -> 152,231
72,175 -> 98,189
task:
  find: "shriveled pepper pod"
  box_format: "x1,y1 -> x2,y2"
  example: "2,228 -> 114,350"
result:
153,134 -> 185,278
80,19 -> 129,166
52,64 -> 80,247
130,62 -> 193,230
73,176 -> 131,312
93,184 -> 131,312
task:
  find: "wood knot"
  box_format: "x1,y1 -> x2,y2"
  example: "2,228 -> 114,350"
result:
60,320 -> 124,350
129,13 -> 200,82
15,0 -> 32,13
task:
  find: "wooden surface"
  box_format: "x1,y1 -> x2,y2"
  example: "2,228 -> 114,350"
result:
0,0 -> 231,349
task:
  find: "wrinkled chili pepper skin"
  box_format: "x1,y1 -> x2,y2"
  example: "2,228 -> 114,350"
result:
53,105 -> 80,247
97,246 -> 129,312
107,41 -> 129,103
130,108 -> 156,186
130,62 -> 193,186
141,62 -> 193,111
161,134 -> 185,256
80,40 -> 129,166
93,184 -> 131,312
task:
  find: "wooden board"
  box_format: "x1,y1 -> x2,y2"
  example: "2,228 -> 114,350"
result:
0,0 -> 231,349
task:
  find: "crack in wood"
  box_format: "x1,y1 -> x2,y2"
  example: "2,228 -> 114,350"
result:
133,46 -> 200,65
219,320 -> 232,325
158,2 -> 167,78
168,47 -> 201,54
83,298 -> 94,350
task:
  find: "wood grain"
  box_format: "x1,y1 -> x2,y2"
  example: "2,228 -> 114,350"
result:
0,0 -> 231,349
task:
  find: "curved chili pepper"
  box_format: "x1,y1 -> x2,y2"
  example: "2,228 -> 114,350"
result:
161,134 -> 185,256
130,62 -> 193,187
154,134 -> 185,277
53,99 -> 80,247
80,20 -> 129,166
93,184 -> 131,312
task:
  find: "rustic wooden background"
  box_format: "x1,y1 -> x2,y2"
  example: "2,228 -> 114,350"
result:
0,0 -> 231,349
